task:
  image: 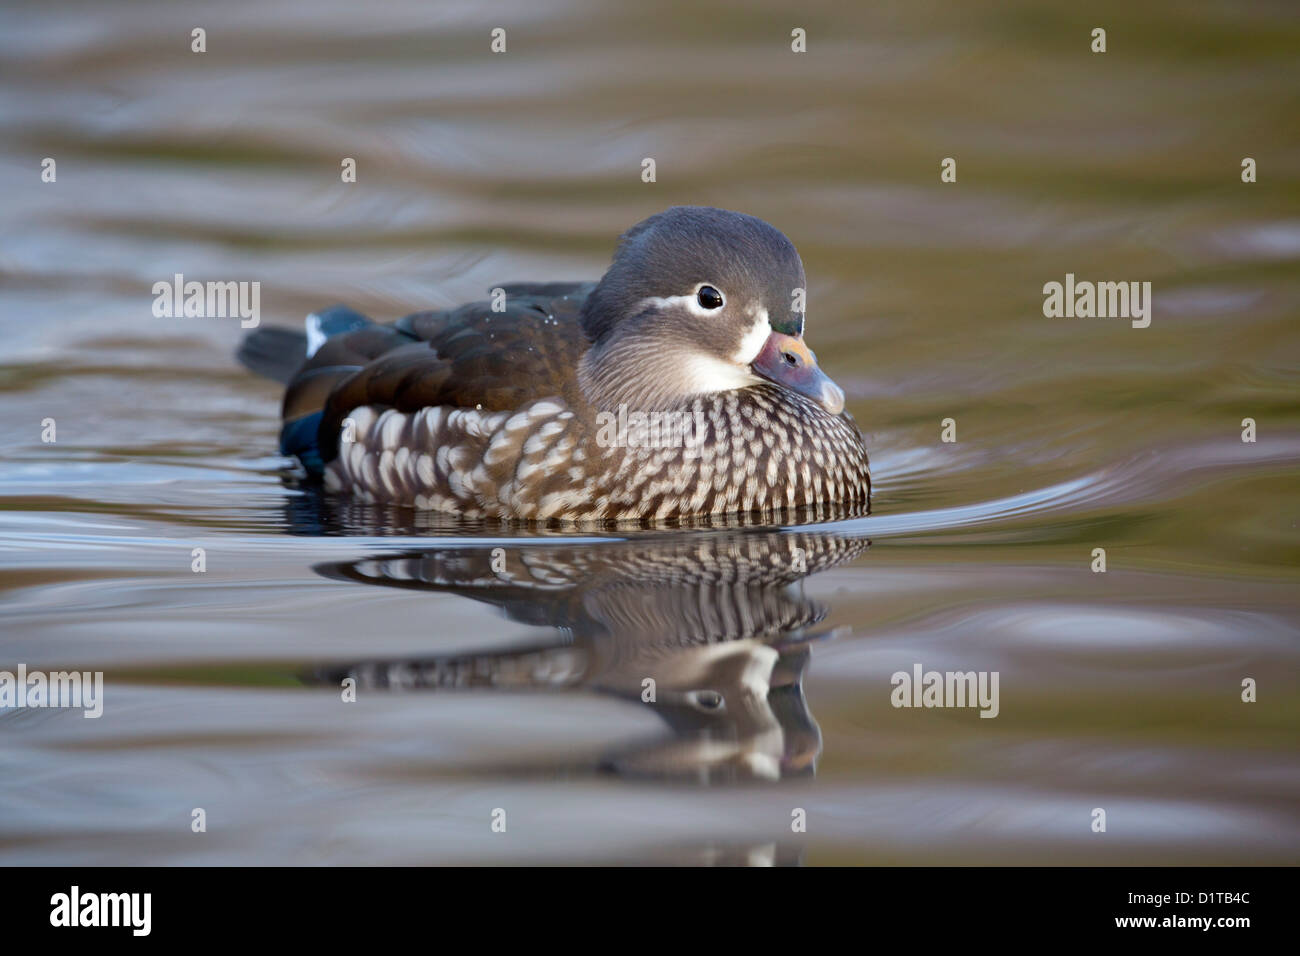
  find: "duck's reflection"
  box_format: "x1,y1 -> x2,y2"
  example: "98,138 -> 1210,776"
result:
308,529 -> 869,784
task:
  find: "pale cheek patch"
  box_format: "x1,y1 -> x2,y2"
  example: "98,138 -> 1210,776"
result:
682,354 -> 763,394
732,308 -> 772,364
629,296 -> 768,396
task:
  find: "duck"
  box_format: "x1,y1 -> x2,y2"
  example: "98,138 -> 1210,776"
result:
238,206 -> 871,523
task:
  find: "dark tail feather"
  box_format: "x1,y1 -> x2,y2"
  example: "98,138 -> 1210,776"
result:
237,327 -> 309,384
237,305 -> 375,384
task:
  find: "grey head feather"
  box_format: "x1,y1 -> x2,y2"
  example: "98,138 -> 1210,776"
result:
581,206 -> 808,342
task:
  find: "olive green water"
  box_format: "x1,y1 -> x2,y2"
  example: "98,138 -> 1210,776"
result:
1,0 -> 1297,864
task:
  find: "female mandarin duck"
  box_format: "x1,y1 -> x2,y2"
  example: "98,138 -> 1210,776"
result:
240,207 -> 871,522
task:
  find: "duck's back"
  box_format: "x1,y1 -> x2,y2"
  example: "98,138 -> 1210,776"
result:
267,283 -> 594,500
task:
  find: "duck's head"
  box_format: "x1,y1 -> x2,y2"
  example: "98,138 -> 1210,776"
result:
579,206 -> 845,415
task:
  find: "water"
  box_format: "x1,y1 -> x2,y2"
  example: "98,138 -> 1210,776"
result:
2,0 -> 1298,864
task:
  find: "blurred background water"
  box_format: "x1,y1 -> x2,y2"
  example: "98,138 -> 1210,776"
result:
1,0 -> 1298,864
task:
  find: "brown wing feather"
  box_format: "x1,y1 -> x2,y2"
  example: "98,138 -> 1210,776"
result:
281,288 -> 592,467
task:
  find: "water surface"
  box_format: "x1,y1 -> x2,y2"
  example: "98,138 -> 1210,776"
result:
1,0 -> 1298,864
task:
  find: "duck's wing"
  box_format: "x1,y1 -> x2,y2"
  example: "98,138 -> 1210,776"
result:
274,285 -> 593,474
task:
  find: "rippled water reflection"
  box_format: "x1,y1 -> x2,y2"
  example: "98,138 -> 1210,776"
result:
1,0 -> 1298,864
308,530 -> 871,784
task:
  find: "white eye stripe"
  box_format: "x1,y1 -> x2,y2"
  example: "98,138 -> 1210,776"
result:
638,290 -> 724,319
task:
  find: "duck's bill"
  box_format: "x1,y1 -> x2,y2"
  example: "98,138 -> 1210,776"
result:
751,332 -> 846,415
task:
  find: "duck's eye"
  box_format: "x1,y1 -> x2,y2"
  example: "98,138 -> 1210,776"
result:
696,285 -> 724,310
